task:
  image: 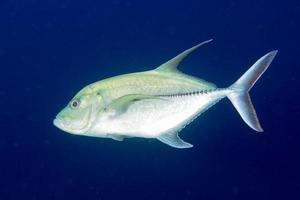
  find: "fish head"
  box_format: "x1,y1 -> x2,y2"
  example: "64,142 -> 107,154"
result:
53,87 -> 104,135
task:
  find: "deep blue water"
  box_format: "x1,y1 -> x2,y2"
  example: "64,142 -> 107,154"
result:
0,0 -> 299,199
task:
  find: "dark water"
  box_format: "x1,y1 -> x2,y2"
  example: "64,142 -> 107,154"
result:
1,0 -> 299,199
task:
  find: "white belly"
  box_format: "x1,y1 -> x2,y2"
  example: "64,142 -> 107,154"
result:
89,90 -> 228,138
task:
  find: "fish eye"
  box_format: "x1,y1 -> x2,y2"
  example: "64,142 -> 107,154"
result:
70,99 -> 80,109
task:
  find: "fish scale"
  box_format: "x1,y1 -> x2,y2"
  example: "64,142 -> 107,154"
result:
92,88 -> 229,138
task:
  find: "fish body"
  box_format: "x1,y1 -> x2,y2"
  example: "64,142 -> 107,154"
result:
87,71 -> 224,138
54,40 -> 277,148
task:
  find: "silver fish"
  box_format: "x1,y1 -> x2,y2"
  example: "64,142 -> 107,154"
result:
53,39 -> 277,148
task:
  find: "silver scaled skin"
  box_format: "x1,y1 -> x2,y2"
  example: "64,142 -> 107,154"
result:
54,39 -> 277,148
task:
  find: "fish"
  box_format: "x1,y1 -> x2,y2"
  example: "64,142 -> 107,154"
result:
53,39 -> 277,148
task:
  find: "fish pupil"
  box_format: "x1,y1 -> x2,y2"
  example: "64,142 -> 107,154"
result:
71,99 -> 80,108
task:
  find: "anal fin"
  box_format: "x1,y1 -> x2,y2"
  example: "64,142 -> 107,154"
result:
109,134 -> 125,141
157,132 -> 193,149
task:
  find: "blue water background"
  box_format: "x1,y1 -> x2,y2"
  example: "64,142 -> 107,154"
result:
0,0 -> 299,199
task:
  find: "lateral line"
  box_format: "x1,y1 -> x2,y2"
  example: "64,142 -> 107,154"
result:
156,89 -> 221,98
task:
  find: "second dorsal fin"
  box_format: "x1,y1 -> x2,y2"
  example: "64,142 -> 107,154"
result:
155,39 -> 213,73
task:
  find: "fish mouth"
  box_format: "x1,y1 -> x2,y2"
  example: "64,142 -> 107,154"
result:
53,117 -> 83,134
53,117 -> 71,133
53,107 -> 93,134
53,118 -> 60,127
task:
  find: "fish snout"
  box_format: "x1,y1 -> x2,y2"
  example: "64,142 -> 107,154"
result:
53,116 -> 71,130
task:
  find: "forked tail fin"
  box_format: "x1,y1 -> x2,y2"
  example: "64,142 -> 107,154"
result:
228,51 -> 278,132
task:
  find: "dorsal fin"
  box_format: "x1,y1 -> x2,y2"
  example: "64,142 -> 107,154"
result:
155,39 -> 213,73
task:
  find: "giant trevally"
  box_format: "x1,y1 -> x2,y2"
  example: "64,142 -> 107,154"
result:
53,40 -> 277,148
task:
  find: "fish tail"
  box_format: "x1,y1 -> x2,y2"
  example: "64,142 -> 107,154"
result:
227,50 -> 278,132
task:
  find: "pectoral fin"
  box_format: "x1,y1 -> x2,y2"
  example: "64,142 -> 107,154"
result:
157,132 -> 193,149
106,94 -> 164,116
